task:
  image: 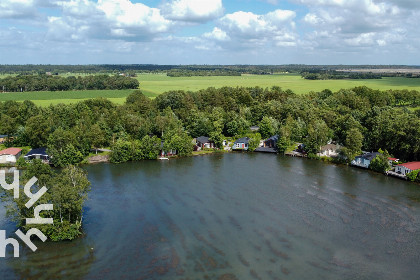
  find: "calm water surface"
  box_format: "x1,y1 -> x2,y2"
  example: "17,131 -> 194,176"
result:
1,153 -> 420,279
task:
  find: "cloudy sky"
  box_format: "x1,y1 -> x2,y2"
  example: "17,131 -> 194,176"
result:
1,0 -> 419,65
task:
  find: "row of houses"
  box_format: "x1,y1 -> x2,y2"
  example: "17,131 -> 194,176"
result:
230,133 -> 420,180
351,151 -> 420,178
0,147 -> 50,164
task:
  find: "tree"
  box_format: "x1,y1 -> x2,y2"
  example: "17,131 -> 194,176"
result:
276,136 -> 289,154
304,119 -> 330,155
406,170 -> 420,182
259,116 -> 276,139
87,123 -> 106,154
25,114 -> 52,148
340,128 -> 363,163
47,128 -> 84,167
209,131 -> 224,149
369,149 -> 391,173
133,135 -> 161,160
110,139 -> 132,163
125,90 -> 152,115
2,163 -> 90,241
164,128 -> 193,156
247,133 -> 262,152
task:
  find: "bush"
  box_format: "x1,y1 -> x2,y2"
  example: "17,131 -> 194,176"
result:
16,156 -> 28,168
110,140 -> 132,163
407,170 -> 420,182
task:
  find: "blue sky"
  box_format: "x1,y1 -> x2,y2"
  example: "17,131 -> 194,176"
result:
0,0 -> 419,65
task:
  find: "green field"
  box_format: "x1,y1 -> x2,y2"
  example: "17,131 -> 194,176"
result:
136,73 -> 420,95
2,73 -> 420,106
0,89 -> 158,106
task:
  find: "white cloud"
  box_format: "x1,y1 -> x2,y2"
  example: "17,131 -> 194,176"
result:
2,0 -> 420,64
203,27 -> 230,41
161,0 -> 223,22
218,9 -> 296,39
199,9 -> 297,52
0,0 -> 38,19
97,0 -> 170,32
46,0 -> 173,42
299,0 -> 420,53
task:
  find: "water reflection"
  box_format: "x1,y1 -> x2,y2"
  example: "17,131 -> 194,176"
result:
6,238 -> 95,280
0,153 -> 419,280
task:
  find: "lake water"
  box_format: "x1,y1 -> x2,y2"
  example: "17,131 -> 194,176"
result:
1,153 -> 420,279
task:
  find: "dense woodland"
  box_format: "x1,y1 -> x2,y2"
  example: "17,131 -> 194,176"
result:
0,85 -> 419,166
301,71 -> 383,80
0,74 -> 139,92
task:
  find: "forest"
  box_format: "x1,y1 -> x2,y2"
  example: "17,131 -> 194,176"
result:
0,85 -> 419,166
301,71 -> 383,80
0,74 -> 139,92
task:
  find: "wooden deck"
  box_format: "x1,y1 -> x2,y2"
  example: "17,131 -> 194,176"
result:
386,171 -> 407,180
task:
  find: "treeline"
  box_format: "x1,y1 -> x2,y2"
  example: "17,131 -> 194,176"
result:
3,64 -> 419,75
0,86 -> 419,167
0,74 -> 139,92
301,71 -> 382,80
167,69 -> 241,77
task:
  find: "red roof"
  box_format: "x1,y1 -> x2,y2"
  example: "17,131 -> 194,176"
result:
398,162 -> 420,171
388,158 -> 398,161
0,148 -> 22,156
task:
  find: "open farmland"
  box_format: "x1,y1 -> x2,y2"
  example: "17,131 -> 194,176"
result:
1,73 -> 420,106
136,73 -> 420,95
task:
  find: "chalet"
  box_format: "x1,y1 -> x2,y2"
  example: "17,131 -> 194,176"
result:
233,137 -> 250,150
351,152 -> 381,168
24,147 -> 50,164
195,136 -> 215,150
388,157 -> 399,165
160,141 -> 177,157
0,135 -> 7,144
395,162 -> 420,175
0,148 -> 22,164
263,135 -> 279,148
318,144 -> 341,158
255,135 -> 278,153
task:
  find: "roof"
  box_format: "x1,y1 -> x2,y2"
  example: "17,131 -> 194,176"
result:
234,137 -> 250,144
0,147 -> 22,156
196,136 -> 211,144
357,152 -> 381,161
388,157 -> 399,161
250,126 -> 259,131
265,135 -> 279,142
397,162 -> 420,171
24,147 -> 48,157
320,144 -> 340,151
0,135 -> 7,138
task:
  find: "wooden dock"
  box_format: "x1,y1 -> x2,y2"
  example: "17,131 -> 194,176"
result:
386,171 -> 407,180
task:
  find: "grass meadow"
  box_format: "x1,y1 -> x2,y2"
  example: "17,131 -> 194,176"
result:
1,73 -> 420,106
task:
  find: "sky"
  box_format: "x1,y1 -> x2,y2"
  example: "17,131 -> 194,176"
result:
1,0 -> 419,65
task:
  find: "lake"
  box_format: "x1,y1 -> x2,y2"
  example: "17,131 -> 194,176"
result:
1,153 -> 420,279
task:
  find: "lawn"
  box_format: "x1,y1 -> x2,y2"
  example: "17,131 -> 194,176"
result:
1,73 -> 420,106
